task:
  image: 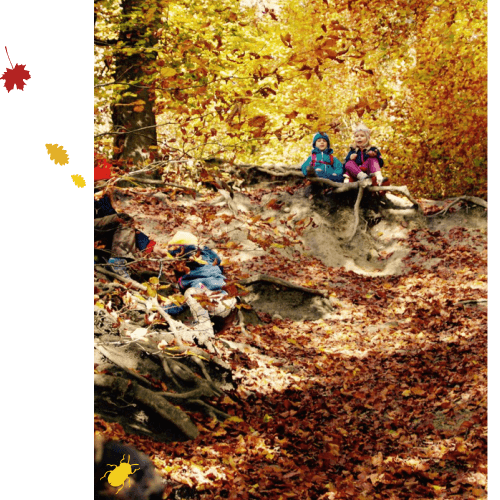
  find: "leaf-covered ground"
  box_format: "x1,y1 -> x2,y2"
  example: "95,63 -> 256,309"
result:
95,183 -> 487,499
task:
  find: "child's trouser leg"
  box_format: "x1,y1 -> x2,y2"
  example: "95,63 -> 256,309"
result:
363,157 -> 381,174
94,214 -> 137,259
345,160 -> 368,180
345,160 -> 373,185
363,158 -> 385,185
183,287 -> 237,345
184,287 -> 214,338
111,225 -> 137,259
182,288 -> 216,349
346,158 -> 386,188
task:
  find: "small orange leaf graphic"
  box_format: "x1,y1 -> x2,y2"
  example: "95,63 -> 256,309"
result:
71,174 -> 86,188
46,144 -> 69,165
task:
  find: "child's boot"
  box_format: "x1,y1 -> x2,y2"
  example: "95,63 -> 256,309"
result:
371,171 -> 388,186
108,257 -> 131,280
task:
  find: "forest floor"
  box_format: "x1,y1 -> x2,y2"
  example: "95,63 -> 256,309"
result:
95,178 -> 487,500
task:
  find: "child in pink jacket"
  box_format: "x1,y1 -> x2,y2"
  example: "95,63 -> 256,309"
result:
344,124 -> 386,186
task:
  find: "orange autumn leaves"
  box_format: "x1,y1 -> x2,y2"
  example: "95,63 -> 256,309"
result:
45,143 -> 86,188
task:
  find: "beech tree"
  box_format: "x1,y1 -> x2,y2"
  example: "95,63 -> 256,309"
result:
95,0 -> 162,164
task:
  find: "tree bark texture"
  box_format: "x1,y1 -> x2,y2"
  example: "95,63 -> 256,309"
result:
111,0 -> 158,165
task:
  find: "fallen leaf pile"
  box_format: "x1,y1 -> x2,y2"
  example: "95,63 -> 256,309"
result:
95,182 -> 487,499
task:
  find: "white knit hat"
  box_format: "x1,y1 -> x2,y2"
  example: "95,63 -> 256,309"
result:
353,123 -> 371,139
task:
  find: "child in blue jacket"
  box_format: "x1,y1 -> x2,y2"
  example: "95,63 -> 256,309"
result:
163,232 -> 237,348
301,132 -> 344,183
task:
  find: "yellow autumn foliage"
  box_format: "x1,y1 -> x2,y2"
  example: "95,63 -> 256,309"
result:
94,0 -> 486,199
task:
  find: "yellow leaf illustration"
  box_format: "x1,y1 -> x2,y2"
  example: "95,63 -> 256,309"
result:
71,174 -> 86,188
46,144 -> 69,165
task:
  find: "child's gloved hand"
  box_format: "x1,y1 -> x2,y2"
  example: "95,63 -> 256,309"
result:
306,164 -> 317,177
350,153 -> 357,160
367,150 -> 378,158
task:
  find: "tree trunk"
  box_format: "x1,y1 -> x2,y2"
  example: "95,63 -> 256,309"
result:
111,0 -> 158,166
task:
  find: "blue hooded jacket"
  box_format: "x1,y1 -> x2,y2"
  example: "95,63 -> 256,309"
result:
164,245 -> 228,315
301,133 -> 344,183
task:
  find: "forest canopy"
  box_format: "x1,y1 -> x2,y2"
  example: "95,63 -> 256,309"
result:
94,0 -> 487,200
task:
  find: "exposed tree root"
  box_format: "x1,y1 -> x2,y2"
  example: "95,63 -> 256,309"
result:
428,196 -> 487,217
95,332 -> 234,439
347,182 -> 367,243
94,373 -> 200,440
306,177 -> 421,209
237,163 -> 421,206
238,274 -> 328,297
222,163 -> 421,243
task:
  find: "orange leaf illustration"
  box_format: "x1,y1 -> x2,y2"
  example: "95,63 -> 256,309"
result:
46,144 -> 69,165
1,47 -> 30,93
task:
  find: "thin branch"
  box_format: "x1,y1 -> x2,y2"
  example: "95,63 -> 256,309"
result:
429,196 -> 487,217
94,37 -> 119,47
94,112 -> 217,139
94,81 -> 130,88
367,185 -> 421,209
94,264 -> 148,291
94,123 -> 178,139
